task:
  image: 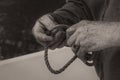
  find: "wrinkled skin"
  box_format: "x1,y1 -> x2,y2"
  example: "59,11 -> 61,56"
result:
32,15 -> 67,50
66,20 -> 120,61
32,22 -> 67,50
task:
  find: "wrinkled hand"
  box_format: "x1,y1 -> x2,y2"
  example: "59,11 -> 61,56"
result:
32,14 -> 67,50
67,20 -> 120,61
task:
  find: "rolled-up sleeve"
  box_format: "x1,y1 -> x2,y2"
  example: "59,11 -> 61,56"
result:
51,0 -> 94,25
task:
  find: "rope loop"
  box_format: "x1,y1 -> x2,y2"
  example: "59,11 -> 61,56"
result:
43,26 -> 95,74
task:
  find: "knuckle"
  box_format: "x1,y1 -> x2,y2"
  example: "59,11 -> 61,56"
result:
32,26 -> 38,33
67,27 -> 73,33
32,25 -> 39,33
41,36 -> 46,40
79,20 -> 90,28
80,20 -> 89,24
32,28 -> 38,38
76,29 -> 81,34
74,42 -> 78,46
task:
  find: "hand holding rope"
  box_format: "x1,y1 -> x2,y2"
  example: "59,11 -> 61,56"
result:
41,25 -> 96,74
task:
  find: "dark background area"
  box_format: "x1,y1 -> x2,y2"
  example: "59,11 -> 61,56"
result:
0,0 -> 65,59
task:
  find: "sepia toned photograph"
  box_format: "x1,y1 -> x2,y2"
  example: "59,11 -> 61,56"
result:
0,0 -> 119,80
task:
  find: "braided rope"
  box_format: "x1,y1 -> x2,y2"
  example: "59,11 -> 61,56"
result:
44,47 -> 77,74
44,47 -> 95,74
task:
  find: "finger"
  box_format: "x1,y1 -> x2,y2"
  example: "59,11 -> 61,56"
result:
33,21 -> 53,42
66,27 -> 76,37
79,37 -> 96,52
66,25 -> 79,39
87,45 -> 102,52
39,15 -> 57,30
71,45 -> 80,54
33,21 -> 44,33
49,31 -> 66,49
76,47 -> 87,63
67,31 -> 79,47
55,24 -> 69,29
36,32 -> 53,42
74,32 -> 87,46
36,41 -> 48,48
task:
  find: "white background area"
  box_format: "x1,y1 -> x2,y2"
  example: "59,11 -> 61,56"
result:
0,47 -> 99,80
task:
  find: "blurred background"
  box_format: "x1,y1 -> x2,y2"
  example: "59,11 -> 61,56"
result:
0,0 -> 65,59
0,1 -> 99,80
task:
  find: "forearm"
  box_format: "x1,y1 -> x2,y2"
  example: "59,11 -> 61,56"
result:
50,0 -> 94,26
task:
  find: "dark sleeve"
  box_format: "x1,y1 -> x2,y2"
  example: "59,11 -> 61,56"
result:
51,0 -> 104,25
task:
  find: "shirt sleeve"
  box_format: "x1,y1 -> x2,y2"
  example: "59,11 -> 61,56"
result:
50,0 -> 94,25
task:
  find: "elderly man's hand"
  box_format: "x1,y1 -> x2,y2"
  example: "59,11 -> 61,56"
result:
32,14 -> 67,50
67,20 -> 120,59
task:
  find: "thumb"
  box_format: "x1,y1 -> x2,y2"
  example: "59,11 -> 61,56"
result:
76,47 -> 87,64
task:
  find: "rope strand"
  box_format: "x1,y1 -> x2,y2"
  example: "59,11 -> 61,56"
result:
44,47 -> 77,74
43,26 -> 95,74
